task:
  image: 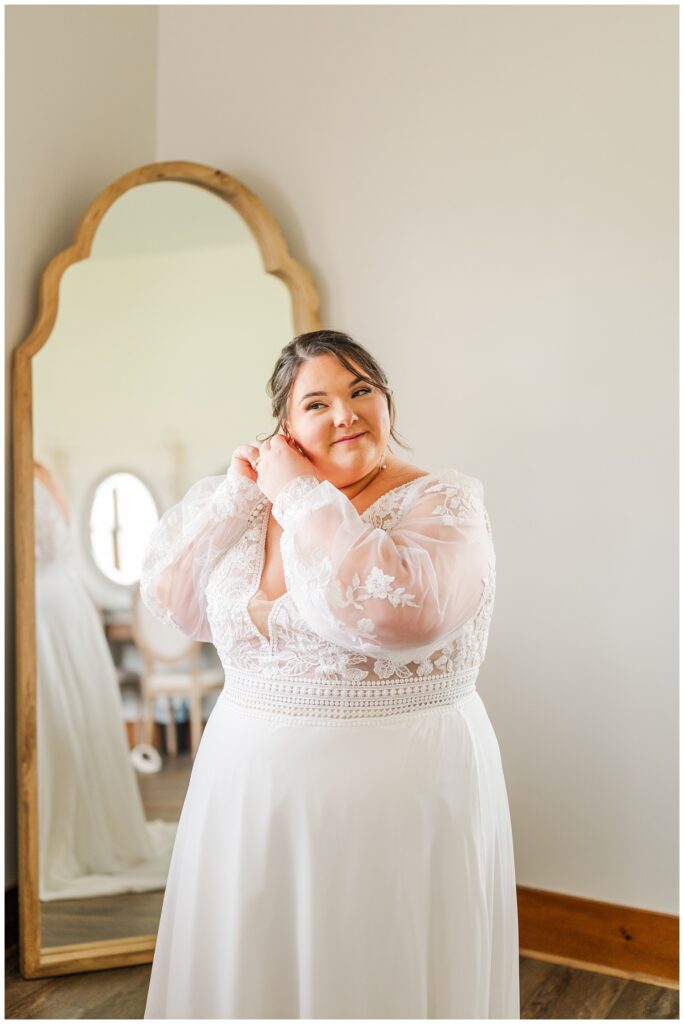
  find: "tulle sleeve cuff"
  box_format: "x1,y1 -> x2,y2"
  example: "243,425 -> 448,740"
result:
213,468 -> 264,518
271,474 -> 323,527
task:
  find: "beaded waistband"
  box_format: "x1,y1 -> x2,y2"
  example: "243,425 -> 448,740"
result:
217,667 -> 479,723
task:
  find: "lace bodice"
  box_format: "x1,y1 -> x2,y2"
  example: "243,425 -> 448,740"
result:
140,467 -> 496,720
34,476 -> 72,566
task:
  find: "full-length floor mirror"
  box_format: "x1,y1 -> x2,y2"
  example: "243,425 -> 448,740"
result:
13,161 -> 321,977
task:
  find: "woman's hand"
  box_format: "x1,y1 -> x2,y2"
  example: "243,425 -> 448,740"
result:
255,433 -> 319,504
229,444 -> 262,483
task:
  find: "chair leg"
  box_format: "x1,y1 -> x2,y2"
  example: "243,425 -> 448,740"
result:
135,687 -> 145,746
166,697 -> 178,756
141,697 -> 155,747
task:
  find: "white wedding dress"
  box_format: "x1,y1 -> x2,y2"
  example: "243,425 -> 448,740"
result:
140,466 -> 520,1019
34,476 -> 177,901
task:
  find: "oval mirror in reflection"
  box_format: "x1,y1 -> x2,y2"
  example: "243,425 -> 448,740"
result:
89,472 -> 159,586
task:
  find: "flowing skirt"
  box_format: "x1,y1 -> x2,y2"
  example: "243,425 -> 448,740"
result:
36,561 -> 177,901
144,684 -> 519,1019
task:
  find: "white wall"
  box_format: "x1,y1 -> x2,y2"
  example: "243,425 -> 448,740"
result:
5,5 -> 159,888
6,6 -> 677,914
156,6 -> 677,913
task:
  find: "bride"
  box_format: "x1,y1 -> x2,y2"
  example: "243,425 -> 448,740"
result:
141,330 -> 520,1018
34,461 -> 177,901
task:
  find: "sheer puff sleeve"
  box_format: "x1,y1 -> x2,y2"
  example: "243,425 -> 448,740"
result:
271,468 -> 494,662
140,468 -> 264,643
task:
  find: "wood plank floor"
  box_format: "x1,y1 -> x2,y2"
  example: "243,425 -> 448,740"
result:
5,949 -> 679,1018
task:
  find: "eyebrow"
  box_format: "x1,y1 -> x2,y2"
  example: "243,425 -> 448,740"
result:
298,375 -> 367,404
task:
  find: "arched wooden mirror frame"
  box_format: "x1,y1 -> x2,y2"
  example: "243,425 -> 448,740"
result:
12,160 -> 322,978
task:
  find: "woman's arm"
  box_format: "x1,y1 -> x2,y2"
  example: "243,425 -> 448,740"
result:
140,467 -> 264,642
271,470 -> 493,661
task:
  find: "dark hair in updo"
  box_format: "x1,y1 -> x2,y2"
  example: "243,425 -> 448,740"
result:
257,330 -> 411,452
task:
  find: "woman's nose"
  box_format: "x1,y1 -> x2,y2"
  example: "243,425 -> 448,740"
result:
332,404 -> 358,427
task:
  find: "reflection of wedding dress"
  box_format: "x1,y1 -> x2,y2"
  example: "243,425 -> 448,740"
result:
141,467 -> 519,1018
34,476 -> 177,901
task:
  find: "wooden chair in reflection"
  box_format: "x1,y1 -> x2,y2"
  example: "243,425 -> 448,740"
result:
131,585 -> 224,758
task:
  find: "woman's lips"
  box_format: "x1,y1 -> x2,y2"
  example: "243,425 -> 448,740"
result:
333,431 -> 366,444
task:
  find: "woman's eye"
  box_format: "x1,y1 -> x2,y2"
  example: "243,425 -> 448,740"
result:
306,387 -> 372,412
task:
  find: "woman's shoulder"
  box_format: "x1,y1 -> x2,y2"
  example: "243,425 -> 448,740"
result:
398,467 -> 487,520
398,465 -> 485,495
431,466 -> 484,491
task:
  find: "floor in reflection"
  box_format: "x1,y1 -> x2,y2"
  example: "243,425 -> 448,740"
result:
40,751 -> 191,948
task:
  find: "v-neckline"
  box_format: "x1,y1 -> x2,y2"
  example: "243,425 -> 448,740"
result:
244,472 -> 436,647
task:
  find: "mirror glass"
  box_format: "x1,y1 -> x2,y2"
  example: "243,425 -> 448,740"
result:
32,180 -> 293,949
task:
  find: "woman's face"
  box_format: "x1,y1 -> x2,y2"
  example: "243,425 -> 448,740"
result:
284,354 -> 391,485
